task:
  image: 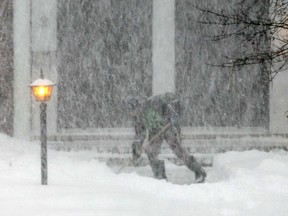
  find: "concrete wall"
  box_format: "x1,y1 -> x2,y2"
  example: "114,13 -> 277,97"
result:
13,0 -> 288,139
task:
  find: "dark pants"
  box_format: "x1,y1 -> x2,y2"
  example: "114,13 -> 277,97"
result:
145,124 -> 206,182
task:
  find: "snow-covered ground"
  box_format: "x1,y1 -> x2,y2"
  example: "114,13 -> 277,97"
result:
0,133 -> 287,216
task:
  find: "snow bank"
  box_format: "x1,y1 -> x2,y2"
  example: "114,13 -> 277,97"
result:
0,133 -> 287,216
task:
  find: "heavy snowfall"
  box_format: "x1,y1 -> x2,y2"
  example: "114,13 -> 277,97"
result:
0,133 -> 287,216
1,0 -> 288,215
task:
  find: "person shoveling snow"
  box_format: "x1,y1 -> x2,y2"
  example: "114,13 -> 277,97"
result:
124,92 -> 206,183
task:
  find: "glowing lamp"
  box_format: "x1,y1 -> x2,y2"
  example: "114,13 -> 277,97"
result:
30,79 -> 55,102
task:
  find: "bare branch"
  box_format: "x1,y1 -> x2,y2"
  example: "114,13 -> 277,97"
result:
191,0 -> 288,81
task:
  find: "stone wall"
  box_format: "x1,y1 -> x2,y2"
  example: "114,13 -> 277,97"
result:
0,0 -> 13,136
175,0 -> 269,128
57,0 -> 153,129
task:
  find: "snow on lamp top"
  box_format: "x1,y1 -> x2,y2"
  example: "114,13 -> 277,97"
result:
30,78 -> 55,87
30,78 -> 55,102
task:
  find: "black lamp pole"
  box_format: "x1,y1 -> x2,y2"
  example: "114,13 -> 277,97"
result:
30,70 -> 55,185
40,102 -> 48,185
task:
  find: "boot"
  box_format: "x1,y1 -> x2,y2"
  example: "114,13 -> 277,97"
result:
186,156 -> 207,183
132,141 -> 142,166
150,160 -> 167,180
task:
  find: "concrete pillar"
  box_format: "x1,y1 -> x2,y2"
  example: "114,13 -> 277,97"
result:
269,73 -> 288,133
31,0 -> 58,137
269,0 -> 288,134
152,0 -> 175,95
13,0 -> 31,139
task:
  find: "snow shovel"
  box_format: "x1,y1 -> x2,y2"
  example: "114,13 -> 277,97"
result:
116,122 -> 172,174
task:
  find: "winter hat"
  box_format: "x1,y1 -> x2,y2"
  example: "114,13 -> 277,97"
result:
124,96 -> 141,111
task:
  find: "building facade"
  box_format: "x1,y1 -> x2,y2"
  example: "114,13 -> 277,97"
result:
1,0 -> 288,151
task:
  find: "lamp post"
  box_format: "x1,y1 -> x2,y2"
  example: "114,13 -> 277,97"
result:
30,74 -> 55,185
